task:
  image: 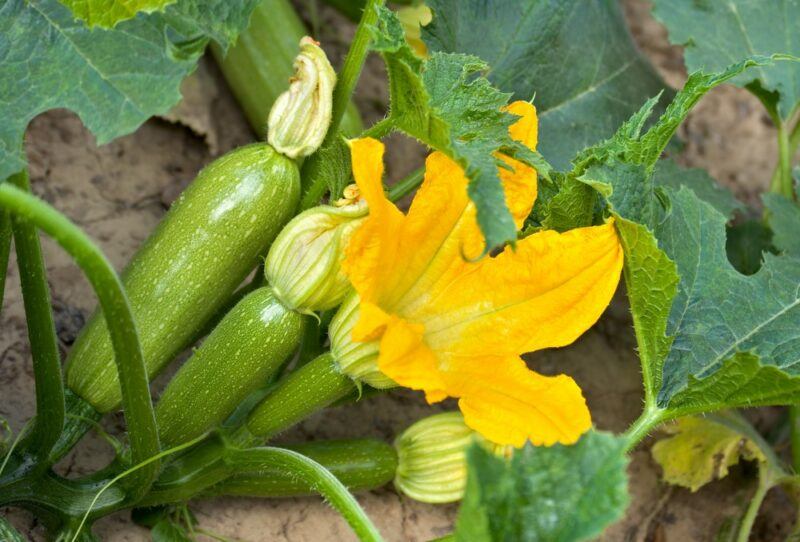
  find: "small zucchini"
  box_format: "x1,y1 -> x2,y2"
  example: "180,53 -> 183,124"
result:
206,439 -> 398,498
66,144 -> 300,413
155,287 -> 304,447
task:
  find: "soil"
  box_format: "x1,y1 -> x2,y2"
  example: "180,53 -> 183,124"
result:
1,1 -> 798,540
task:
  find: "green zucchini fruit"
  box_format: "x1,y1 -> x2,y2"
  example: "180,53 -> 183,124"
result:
66,144 -> 300,413
206,439 -> 398,498
212,0 -> 362,138
244,352 -> 356,440
155,287 -> 304,447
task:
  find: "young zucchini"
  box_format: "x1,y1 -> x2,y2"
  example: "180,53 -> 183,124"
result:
155,287 -> 303,447
205,439 -> 397,498
66,144 -> 300,412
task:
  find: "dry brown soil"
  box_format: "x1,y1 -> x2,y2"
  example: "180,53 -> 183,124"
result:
2,1 -> 799,540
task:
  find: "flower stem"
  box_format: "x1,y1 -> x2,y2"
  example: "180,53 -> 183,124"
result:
0,183 -> 160,499
8,170 -> 65,465
227,447 -> 384,542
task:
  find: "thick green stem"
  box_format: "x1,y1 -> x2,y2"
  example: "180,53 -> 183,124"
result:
0,183 -> 160,499
9,171 -> 65,465
245,353 -> 356,440
622,406 -> 669,453
300,0 -> 385,201
0,209 -> 11,313
227,447 -> 384,542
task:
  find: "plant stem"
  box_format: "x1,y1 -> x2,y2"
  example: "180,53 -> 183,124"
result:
388,167 -> 424,202
0,183 -> 160,499
360,117 -> 394,140
300,0 -> 385,202
0,209 -> 11,313
328,0 -> 382,145
228,447 -> 384,542
771,120 -> 795,198
736,464 -> 772,542
622,406 -> 669,453
8,170 -> 66,465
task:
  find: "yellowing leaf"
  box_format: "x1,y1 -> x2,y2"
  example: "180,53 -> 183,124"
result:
59,0 -> 175,28
651,416 -> 766,492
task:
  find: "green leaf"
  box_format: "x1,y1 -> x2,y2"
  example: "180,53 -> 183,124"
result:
615,218 -> 678,404
725,219 -> 775,275
58,0 -> 175,28
652,0 -> 800,120
764,192 -> 800,256
151,519 -> 193,542
537,173 -> 596,232
653,159 -> 743,219
0,517 -> 26,542
655,187 -> 800,410
423,0 -> 672,169
455,431 -> 629,542
370,5 -> 535,250
667,352 -> 800,415
651,415 -> 766,492
0,0 -> 258,181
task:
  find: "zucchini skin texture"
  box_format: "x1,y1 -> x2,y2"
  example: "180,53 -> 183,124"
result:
155,287 -> 304,447
66,144 -> 300,413
207,439 -> 398,497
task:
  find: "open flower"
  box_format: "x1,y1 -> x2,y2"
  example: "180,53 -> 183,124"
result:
343,101 -> 623,447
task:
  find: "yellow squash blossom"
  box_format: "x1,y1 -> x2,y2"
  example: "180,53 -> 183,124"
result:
343,101 -> 623,447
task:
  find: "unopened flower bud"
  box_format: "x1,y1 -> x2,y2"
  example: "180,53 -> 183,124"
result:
329,293 -> 395,389
394,412 -> 474,503
393,412 -> 514,503
266,200 -> 366,312
268,37 -> 336,159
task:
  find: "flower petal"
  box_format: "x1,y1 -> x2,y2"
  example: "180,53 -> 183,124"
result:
499,101 -> 538,228
375,315 -> 447,400
343,138 -> 406,303
421,221 -> 624,358
444,355 -> 591,447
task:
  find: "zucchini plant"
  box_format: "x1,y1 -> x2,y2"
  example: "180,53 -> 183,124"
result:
1,0 -> 800,541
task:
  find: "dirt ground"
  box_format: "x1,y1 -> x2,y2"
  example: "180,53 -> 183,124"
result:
2,1 -> 798,540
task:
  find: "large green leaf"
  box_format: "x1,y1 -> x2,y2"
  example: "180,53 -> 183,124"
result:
455,431 -> 629,542
652,0 -> 800,120
422,0 -> 671,169
0,0 -> 258,181
764,192 -> 800,256
58,0 -> 175,27
567,59 -> 800,414
653,159 -> 743,219
370,5 -> 537,250
656,187 -> 800,410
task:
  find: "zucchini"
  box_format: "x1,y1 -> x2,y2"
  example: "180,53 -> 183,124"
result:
155,287 -> 304,447
245,352 -> 356,440
66,144 -> 300,412
206,439 -> 397,498
212,0 -> 362,138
